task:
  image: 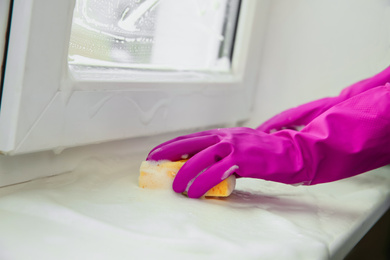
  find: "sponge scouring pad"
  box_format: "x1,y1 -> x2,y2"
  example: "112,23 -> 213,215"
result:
139,160 -> 236,197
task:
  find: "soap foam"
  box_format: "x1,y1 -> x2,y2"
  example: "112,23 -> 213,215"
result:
222,165 -> 239,180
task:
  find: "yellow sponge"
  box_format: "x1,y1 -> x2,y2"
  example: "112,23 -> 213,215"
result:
139,160 -> 236,197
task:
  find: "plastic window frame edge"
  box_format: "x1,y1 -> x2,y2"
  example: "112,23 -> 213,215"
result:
0,0 -> 269,155
0,0 -> 12,105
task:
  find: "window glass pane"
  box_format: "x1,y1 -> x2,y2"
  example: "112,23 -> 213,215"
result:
68,0 -> 240,72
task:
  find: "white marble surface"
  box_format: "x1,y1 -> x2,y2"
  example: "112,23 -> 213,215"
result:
0,154 -> 389,260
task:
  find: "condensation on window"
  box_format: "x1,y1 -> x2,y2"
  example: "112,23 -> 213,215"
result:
68,0 -> 240,72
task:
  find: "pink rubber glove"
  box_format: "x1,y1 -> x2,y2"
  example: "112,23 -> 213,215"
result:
147,84 -> 390,198
257,66 -> 390,133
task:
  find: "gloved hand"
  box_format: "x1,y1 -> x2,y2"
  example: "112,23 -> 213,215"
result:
257,66 -> 390,133
147,84 -> 390,198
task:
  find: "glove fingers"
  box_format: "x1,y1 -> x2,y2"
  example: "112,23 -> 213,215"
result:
147,134 -> 220,161
186,158 -> 239,198
172,142 -> 233,194
147,130 -> 218,159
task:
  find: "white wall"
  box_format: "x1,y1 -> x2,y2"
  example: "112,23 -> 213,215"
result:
246,0 -> 390,128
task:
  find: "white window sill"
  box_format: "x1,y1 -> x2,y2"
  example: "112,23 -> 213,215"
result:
0,154 -> 389,259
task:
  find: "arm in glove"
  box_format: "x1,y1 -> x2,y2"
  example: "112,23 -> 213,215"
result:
257,66 -> 390,133
147,84 -> 390,198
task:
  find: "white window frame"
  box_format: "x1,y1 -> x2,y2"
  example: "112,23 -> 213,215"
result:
0,0 -> 269,155
0,1 -> 11,95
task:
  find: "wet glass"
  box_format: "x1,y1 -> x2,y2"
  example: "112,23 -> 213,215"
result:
68,0 -> 240,72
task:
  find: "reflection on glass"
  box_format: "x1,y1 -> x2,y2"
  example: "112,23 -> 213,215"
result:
68,0 -> 240,72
